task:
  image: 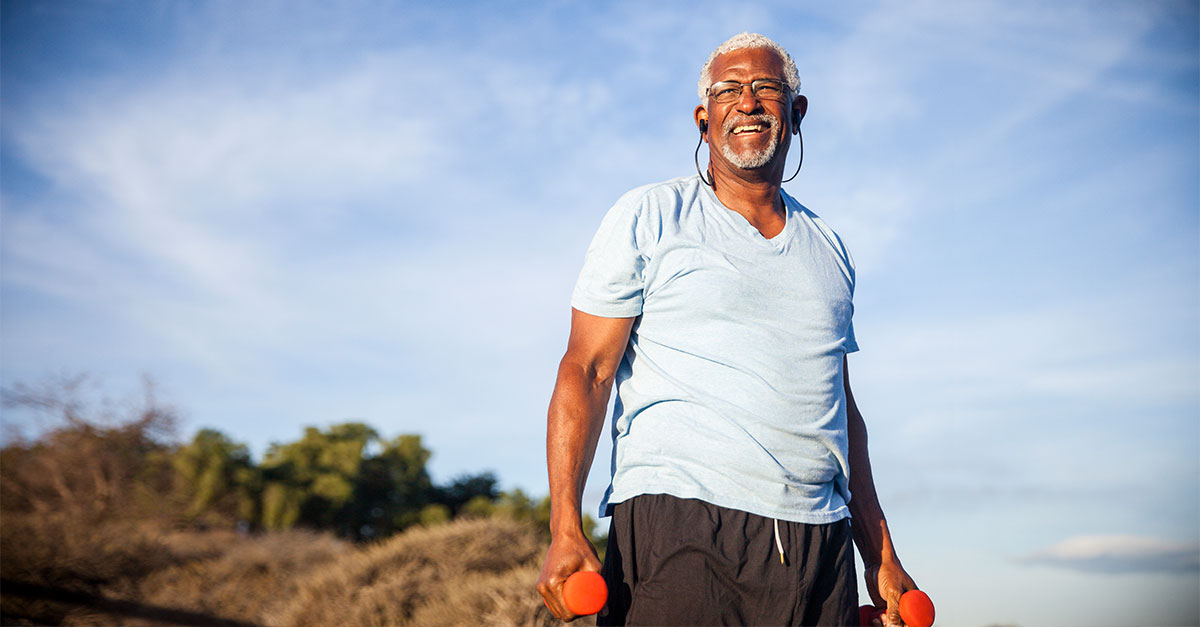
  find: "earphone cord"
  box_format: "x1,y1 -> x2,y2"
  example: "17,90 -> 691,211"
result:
694,132 -> 713,187
781,127 -> 803,183
695,126 -> 804,187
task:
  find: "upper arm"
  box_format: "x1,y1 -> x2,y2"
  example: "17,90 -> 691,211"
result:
843,356 -> 853,402
844,355 -> 864,425
561,308 -> 636,386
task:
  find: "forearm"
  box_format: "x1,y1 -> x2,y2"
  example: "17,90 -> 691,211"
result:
846,393 -> 897,568
842,359 -> 918,613
539,310 -> 633,619
546,359 -> 614,538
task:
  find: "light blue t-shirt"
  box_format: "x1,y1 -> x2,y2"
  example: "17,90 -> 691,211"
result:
571,175 -> 859,524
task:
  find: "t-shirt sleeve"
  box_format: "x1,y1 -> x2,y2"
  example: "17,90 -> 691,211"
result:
571,192 -> 654,318
842,239 -> 859,354
845,319 -> 860,354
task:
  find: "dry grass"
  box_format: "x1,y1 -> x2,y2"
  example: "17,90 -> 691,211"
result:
0,513 -> 179,625
0,513 -> 348,626
275,517 -> 568,627
2,515 -> 581,627
2,381 -> 576,625
1,514 -> 168,589
99,529 -> 348,627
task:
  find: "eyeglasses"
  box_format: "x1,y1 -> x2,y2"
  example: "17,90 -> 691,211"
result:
707,78 -> 790,103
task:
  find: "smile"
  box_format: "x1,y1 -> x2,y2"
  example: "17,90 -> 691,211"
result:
723,114 -> 777,137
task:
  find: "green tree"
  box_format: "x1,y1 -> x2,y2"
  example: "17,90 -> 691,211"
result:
259,423 -> 377,533
257,423 -> 437,539
418,503 -> 451,527
433,471 -> 499,516
492,488 -> 536,523
172,428 -> 258,525
353,434 -> 435,537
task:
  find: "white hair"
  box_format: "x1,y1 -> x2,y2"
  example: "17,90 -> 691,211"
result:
697,32 -> 801,103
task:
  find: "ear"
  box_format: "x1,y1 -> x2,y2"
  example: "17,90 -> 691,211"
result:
694,105 -> 709,140
791,95 -> 808,133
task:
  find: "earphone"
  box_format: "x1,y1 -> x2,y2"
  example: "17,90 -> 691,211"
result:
694,106 -> 804,185
697,110 -> 798,136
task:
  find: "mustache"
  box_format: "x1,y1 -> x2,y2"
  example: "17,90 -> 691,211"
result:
722,113 -> 778,134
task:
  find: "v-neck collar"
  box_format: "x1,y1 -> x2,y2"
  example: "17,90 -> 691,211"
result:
699,180 -> 795,251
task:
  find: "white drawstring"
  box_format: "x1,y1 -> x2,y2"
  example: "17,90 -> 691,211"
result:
773,518 -> 785,565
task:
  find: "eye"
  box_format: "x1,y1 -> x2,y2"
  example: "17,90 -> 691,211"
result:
754,82 -> 784,98
713,84 -> 741,100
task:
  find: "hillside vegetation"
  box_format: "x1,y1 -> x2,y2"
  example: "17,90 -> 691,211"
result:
1,377 -> 599,626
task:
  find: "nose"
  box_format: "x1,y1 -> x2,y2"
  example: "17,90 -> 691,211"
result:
735,85 -> 763,113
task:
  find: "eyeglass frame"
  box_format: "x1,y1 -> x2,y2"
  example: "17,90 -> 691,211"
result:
705,78 -> 794,104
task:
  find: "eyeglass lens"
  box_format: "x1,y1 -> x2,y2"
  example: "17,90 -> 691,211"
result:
709,79 -> 786,103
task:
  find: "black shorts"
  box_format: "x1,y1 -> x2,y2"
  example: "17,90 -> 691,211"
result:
598,493 -> 858,626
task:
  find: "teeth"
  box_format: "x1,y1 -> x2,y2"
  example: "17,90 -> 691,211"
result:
733,125 -> 763,134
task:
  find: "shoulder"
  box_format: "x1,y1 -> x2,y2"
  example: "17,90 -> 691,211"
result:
609,175 -> 703,219
782,190 -> 856,271
596,175 -> 704,243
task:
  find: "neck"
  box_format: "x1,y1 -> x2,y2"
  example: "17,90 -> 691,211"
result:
707,161 -> 786,236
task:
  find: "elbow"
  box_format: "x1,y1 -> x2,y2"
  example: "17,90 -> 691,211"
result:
845,404 -> 868,450
846,401 -> 866,433
558,354 -> 617,393
583,363 -> 618,394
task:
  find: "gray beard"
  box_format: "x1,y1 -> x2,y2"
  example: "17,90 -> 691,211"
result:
720,114 -> 780,169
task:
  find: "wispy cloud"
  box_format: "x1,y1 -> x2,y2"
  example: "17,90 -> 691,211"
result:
2,6 -> 1197,626
0,4 -> 698,489
4,42 -> 606,359
1023,535 -> 1200,574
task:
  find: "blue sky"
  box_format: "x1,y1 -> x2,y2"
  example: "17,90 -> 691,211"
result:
2,1 -> 1197,625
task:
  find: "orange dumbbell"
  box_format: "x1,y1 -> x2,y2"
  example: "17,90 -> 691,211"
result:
899,590 -> 935,627
857,590 -> 934,626
563,571 -> 607,616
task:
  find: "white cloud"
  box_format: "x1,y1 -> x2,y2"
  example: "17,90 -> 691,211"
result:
801,168 -> 915,270
1024,535 -> 1200,574
0,7 -> 690,471
816,0 -> 1160,139
2,9 -> 1196,627
798,0 -> 1172,268
859,303 -> 1198,408
3,42 -> 591,356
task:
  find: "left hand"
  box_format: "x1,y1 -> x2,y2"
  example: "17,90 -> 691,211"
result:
864,558 -> 918,626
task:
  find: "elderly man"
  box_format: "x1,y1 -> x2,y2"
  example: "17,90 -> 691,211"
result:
537,33 -> 917,626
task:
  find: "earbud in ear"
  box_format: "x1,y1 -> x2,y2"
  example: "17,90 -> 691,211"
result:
699,119 -> 709,134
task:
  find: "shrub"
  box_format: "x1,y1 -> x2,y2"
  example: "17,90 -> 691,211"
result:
277,517 -> 569,627
114,529 -> 347,626
0,515 -> 176,625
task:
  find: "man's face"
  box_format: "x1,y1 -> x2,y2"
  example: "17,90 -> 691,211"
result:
701,47 -> 794,173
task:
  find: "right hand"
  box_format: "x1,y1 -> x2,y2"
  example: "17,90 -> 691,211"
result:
864,558 -> 918,627
537,531 -> 603,622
